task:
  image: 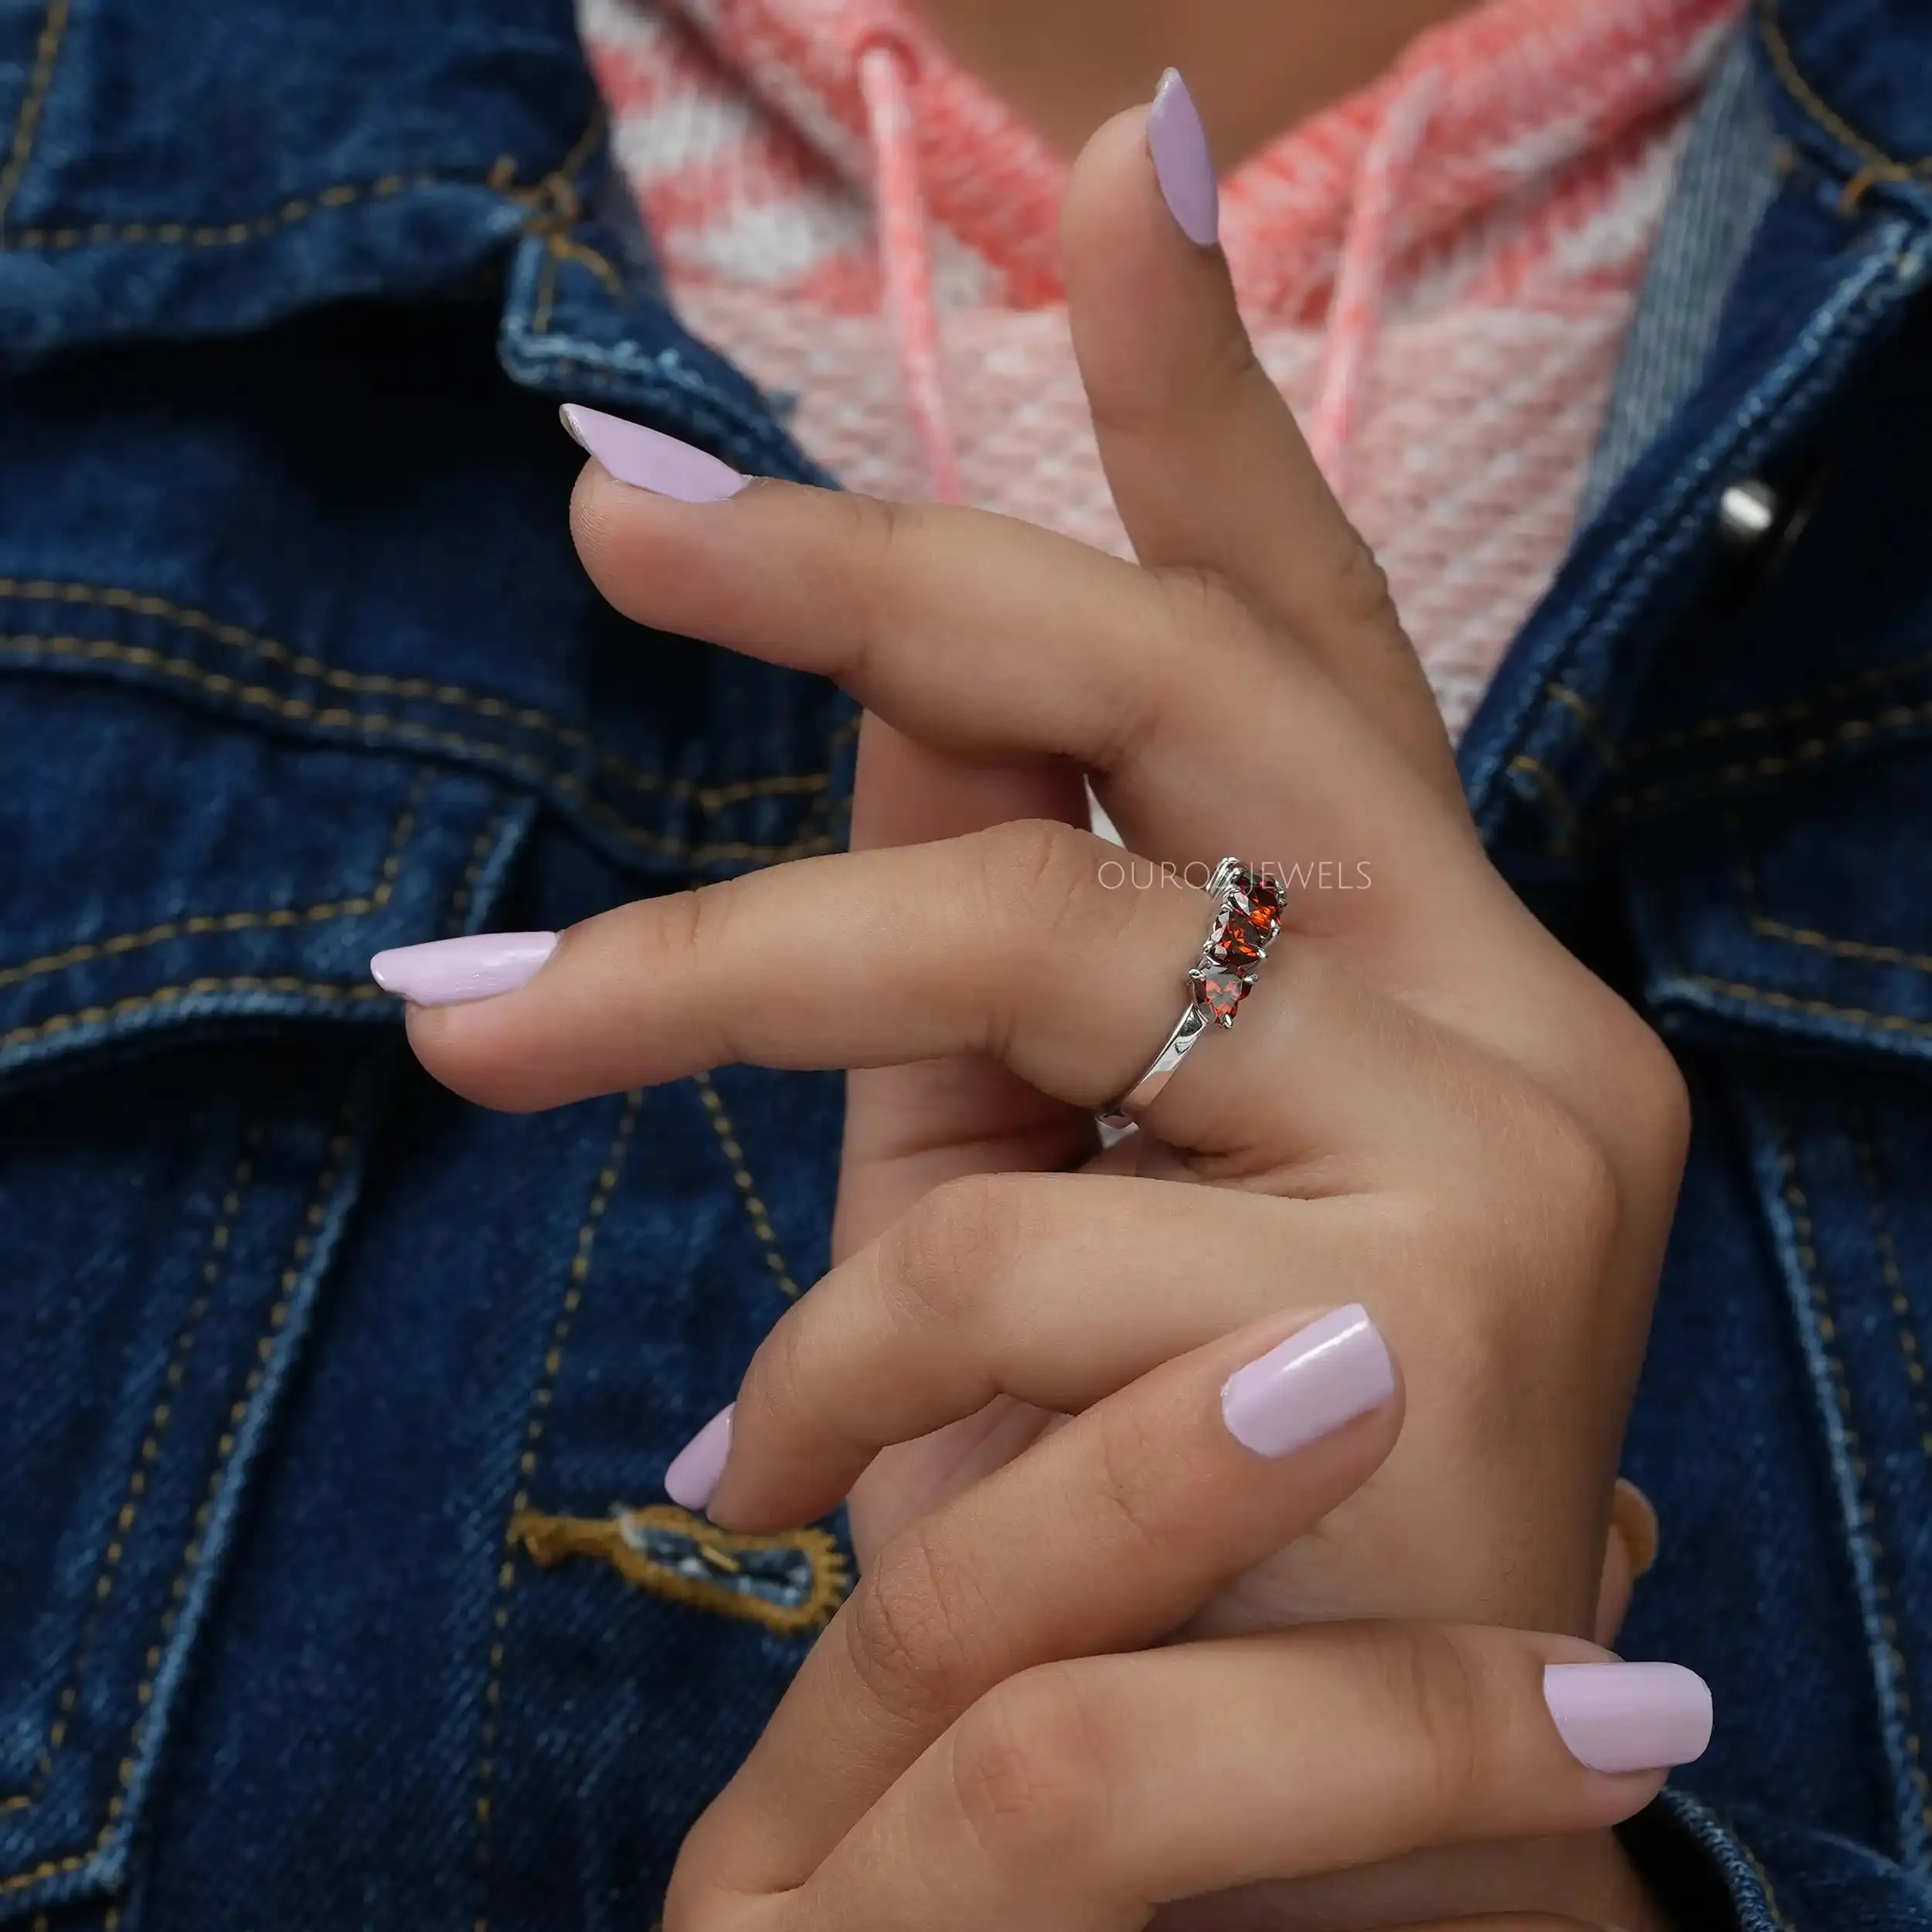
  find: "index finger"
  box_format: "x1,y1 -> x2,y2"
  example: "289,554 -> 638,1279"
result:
680,1305 -> 1402,1896
1063,88 -> 1461,801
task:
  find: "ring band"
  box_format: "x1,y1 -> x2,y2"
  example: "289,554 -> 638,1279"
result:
1097,857 -> 1284,1129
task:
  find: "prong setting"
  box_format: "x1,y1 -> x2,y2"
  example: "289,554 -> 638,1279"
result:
1097,859 -> 1288,1121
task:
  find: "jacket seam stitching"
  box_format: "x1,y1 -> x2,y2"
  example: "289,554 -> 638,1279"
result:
1473,228 -> 1917,848
1849,1104 -> 1932,1465
1617,649 -> 1932,768
0,109 -> 605,254
1736,1835 -> 1800,1932
1604,696 -> 1932,825
1,634 -> 842,866
1727,804 -> 1932,977
694,1073 -> 801,1301
0,582 -> 829,808
1757,0 -> 1932,179
0,0 -> 69,230
0,1073 -> 372,1896
1505,751 -> 1584,855
1,976 -> 391,1055
0,768 -> 433,992
1678,975 -> 1932,1039
471,1090 -> 644,1932
440,804 -> 520,940
1769,1094 -> 1932,1859
0,1117 -> 267,1814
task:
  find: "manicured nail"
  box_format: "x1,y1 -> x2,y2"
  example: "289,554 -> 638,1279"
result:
1147,68 -> 1219,247
369,931 -> 558,1005
1220,1304 -> 1394,1458
1543,1662 -> 1713,1774
1611,1476 -> 1660,1578
665,1405 -> 735,1512
560,404 -> 747,502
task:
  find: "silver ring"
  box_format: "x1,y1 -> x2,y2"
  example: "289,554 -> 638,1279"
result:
1096,858 -> 1284,1129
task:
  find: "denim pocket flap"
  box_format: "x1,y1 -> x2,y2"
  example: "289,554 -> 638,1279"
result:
0,673 -> 527,1090
0,673 -> 522,1909
1628,747 -> 1932,1067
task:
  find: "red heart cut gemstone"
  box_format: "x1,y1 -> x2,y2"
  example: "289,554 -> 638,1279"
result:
1195,969 -> 1250,1022
1238,874 -> 1284,937
1209,908 -> 1268,966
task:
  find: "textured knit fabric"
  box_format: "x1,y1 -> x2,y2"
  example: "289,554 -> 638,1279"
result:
580,0 -> 1740,734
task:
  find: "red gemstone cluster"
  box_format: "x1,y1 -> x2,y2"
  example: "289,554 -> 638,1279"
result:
1189,867 -> 1284,1026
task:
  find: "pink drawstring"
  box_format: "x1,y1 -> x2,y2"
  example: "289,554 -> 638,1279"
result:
1307,66 -> 1440,500
856,38 -> 964,505
856,36 -> 1435,515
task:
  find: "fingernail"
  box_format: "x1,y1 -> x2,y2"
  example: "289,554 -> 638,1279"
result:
1147,68 -> 1219,247
560,404 -> 747,502
1611,1477 -> 1660,1579
1543,1662 -> 1713,1774
1220,1304 -> 1395,1458
665,1404 -> 735,1512
369,931 -> 559,1005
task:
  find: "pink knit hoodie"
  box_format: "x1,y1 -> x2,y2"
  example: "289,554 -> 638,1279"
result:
581,0 -> 1740,732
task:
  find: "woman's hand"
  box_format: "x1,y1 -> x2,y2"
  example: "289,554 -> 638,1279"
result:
377,81 -> 1695,1926
401,104 -> 1685,1632
657,1308 -> 1707,1932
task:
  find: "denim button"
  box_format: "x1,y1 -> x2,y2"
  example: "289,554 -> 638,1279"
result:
1716,478 -> 1779,545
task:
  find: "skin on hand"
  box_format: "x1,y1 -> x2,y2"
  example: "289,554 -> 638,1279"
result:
657,1306 -> 1701,1932
386,80 -> 1692,1932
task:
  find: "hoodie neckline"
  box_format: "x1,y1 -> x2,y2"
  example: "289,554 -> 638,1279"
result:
662,0 -> 1742,317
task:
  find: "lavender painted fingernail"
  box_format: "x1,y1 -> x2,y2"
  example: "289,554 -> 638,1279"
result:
1220,1304 -> 1395,1458
665,1405 -> 735,1512
1147,69 -> 1219,247
560,404 -> 747,502
369,931 -> 559,1006
1543,1662 -> 1713,1774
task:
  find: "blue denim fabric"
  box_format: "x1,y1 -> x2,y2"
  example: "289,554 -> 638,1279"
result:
3,0 -> 1932,1925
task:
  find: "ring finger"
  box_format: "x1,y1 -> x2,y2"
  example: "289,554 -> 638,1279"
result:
382,821 -> 1488,1171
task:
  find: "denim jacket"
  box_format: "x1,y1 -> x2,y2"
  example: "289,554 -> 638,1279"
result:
2,0 -> 1929,1925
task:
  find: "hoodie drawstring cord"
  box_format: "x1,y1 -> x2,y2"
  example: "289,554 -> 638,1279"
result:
857,45 -> 1430,514
857,38 -> 965,505
1306,66 -> 1438,500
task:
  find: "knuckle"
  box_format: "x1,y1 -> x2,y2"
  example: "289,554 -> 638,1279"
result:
1467,1080 -> 1624,1298
975,815 -> 1103,913
736,1298 -> 815,1437
637,882 -> 743,1060
661,1851 -> 730,1932
1622,1022 -> 1693,1176
1367,1624 -> 1491,1820
1149,563 -> 1260,654
946,1665 -> 1113,1865
820,489 -> 927,672
647,879 -> 713,966
882,1172 -> 1026,1332
829,485 -> 921,568
843,1519 -> 987,1726
1324,527 -> 1403,638
972,819 -> 1138,979
1085,314 -> 1260,443
1082,1399 -> 1172,1560
1524,1099 -> 1623,1267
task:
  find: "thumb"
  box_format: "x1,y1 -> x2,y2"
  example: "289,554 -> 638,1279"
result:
1061,73 -> 1460,801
